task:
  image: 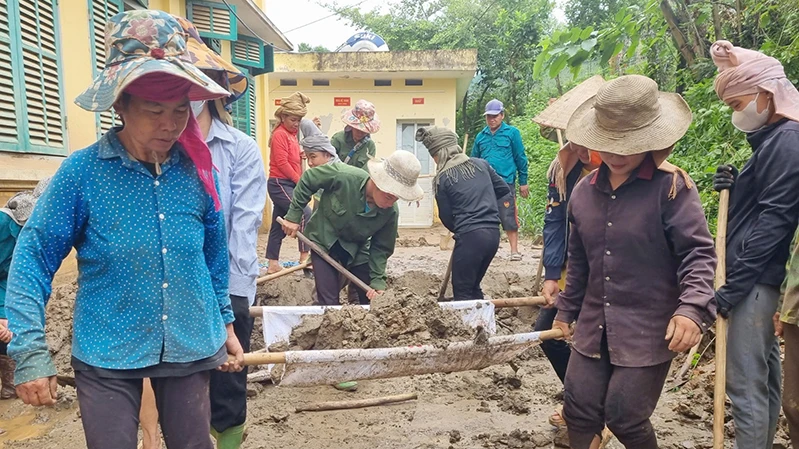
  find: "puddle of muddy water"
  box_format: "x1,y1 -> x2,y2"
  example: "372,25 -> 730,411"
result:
0,410 -> 50,447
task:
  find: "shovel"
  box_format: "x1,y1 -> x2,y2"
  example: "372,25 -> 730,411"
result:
277,217 -> 371,293
713,189 -> 730,449
237,329 -> 563,386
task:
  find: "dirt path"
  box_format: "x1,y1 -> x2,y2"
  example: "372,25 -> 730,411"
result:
0,227 -> 791,448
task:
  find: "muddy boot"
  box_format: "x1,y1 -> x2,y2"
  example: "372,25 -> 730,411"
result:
211,423 -> 246,449
0,355 -> 17,399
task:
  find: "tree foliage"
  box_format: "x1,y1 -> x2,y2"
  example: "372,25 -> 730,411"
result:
298,43 -> 331,52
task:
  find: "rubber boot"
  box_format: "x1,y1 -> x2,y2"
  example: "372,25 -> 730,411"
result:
0,355 -> 17,399
211,423 -> 246,449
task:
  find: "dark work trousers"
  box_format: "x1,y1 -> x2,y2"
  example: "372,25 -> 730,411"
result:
210,295 -> 254,433
311,242 -> 370,305
533,306 -> 571,383
451,227 -> 500,301
563,334 -> 670,449
75,369 -> 213,449
266,177 -> 311,260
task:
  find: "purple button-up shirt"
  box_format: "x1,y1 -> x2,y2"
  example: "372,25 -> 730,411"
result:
556,156 -> 717,367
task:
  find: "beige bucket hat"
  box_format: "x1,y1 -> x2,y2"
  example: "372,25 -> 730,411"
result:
566,75 -> 692,158
367,151 -> 424,202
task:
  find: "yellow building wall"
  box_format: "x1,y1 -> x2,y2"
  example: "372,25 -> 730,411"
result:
267,78 -> 458,158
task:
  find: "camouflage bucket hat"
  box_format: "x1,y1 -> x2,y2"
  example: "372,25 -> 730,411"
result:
172,15 -> 249,104
75,9 -> 229,112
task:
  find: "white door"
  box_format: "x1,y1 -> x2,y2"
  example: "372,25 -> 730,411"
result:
396,121 -> 434,228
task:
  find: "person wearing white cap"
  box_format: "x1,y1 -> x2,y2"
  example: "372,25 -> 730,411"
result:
281,151 -> 423,305
471,99 -> 529,261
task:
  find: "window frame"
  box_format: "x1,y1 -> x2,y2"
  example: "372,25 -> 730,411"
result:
396,120 -> 434,176
186,0 -> 238,41
88,0 -> 125,139
230,35 -> 264,69
0,0 -> 68,156
230,66 -> 256,139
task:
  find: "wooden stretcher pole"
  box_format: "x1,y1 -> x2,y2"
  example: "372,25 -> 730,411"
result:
256,262 -> 311,284
277,217 -> 372,293
714,189 -> 730,449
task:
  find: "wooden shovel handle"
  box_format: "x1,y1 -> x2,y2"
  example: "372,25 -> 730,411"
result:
277,217 -> 372,294
713,189 -> 730,449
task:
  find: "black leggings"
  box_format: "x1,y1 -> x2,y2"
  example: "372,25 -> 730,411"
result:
266,178 -> 311,260
451,227 -> 500,301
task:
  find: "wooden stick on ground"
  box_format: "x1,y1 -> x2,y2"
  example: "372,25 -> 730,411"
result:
714,189 -> 730,449
277,217 -> 371,293
295,393 -> 418,413
256,262 -> 311,284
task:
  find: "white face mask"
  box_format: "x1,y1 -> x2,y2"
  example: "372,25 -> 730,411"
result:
731,93 -> 771,132
190,100 -> 206,117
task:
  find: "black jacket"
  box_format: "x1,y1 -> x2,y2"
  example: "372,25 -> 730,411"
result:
435,158 -> 510,236
542,162 -> 586,280
718,118 -> 799,308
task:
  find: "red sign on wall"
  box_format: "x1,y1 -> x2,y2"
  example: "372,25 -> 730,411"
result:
334,97 -> 351,107
412,98 -> 425,105
274,99 -> 281,106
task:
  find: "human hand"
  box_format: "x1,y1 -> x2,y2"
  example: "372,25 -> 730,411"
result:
552,320 -> 572,341
218,324 -> 244,373
17,376 -> 58,406
313,117 -> 322,128
281,219 -> 300,238
665,315 -> 702,353
0,319 -> 11,343
300,151 -> 308,160
774,312 -> 784,337
713,165 -> 738,192
519,185 -> 530,198
366,289 -> 383,301
715,291 -> 733,319
542,280 -> 560,309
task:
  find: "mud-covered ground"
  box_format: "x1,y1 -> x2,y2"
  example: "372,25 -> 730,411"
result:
0,228 -> 792,448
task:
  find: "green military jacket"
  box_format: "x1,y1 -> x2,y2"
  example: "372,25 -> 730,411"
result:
285,163 -> 398,291
782,231 -> 799,325
331,130 -> 377,170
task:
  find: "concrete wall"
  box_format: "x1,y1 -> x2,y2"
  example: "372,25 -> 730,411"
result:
267,78 -> 459,159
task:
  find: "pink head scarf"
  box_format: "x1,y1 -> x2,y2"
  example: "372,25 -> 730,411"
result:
123,73 -> 222,211
711,40 -> 799,123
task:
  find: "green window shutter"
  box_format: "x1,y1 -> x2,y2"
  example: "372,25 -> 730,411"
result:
89,0 -> 124,138
231,36 -> 264,69
187,1 -> 237,40
12,0 -> 67,154
231,70 -> 255,138
0,0 -> 20,147
247,80 -> 256,139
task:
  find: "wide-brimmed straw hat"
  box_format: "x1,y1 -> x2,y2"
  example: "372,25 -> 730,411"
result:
172,15 -> 249,103
367,151 -> 424,202
534,75 -> 605,144
566,75 -> 692,156
342,100 -> 381,134
75,10 -> 229,112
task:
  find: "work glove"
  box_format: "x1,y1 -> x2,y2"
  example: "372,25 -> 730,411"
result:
715,291 -> 733,319
713,165 -> 738,192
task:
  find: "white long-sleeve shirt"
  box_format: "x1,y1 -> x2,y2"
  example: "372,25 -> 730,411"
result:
207,118 -> 267,305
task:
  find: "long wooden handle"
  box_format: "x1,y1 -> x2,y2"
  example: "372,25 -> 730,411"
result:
277,217 -> 372,293
256,262 -> 311,284
713,189 -> 730,449
438,252 -> 454,300
248,296 -> 548,318
235,327 -> 564,366
296,393 -> 418,412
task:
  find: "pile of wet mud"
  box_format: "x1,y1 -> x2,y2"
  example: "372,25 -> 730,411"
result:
274,290 -> 478,351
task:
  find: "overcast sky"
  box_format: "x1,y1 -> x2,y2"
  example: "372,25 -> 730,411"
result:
265,0 -> 566,52
265,0 -> 381,51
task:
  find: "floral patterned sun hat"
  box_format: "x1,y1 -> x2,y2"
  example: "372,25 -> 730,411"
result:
75,9 -> 229,112
172,15 -> 249,104
341,99 -> 381,134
